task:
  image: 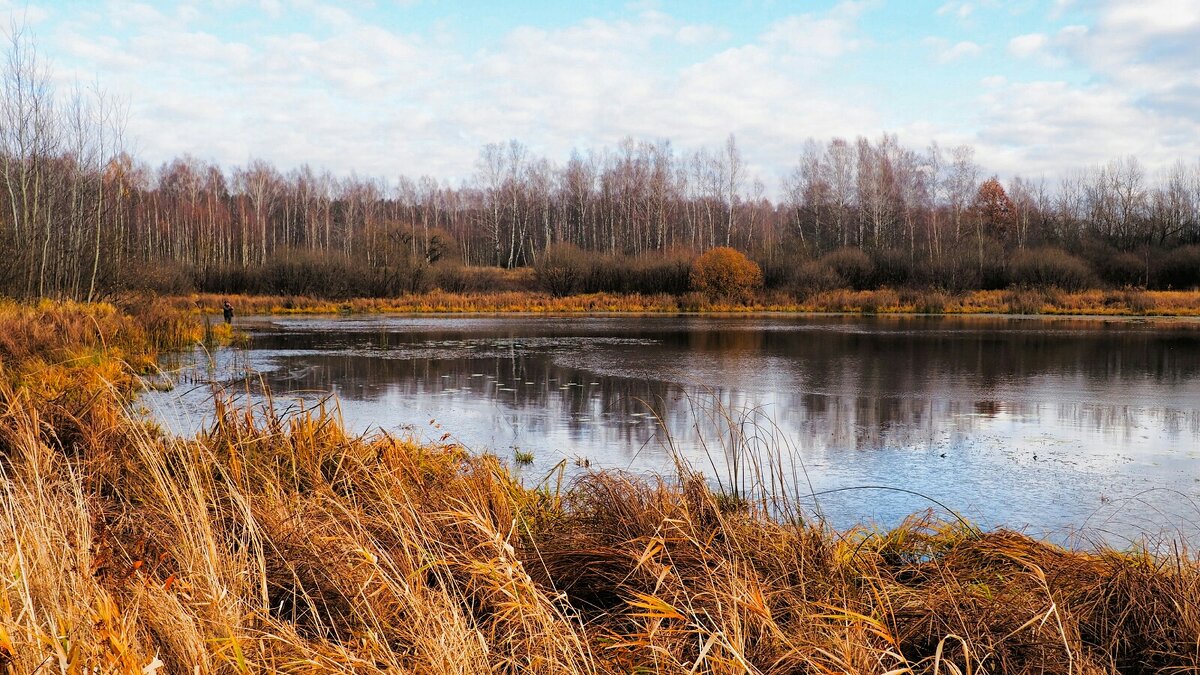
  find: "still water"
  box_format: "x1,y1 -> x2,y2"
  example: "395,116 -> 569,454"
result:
144,314 -> 1200,543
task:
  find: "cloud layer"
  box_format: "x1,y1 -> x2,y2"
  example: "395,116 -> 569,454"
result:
20,0 -> 1200,188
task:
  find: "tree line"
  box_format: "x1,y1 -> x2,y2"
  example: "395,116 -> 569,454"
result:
1,31 -> 1199,301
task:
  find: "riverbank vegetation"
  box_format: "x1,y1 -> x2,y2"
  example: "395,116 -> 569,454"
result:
2,302 -> 1200,673
173,286 -> 1200,317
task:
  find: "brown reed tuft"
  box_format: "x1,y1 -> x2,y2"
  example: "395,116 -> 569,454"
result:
0,299 -> 1198,673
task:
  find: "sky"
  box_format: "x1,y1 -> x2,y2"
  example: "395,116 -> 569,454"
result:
8,0 -> 1200,189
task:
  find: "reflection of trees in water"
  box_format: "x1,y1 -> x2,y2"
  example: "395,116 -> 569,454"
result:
222,316 -> 1200,453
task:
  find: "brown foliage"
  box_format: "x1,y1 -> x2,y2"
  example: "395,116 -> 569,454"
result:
690,247 -> 763,302
534,243 -> 588,297
974,177 -> 1017,241
2,301 -> 1200,672
821,247 -> 875,289
1010,247 -> 1095,291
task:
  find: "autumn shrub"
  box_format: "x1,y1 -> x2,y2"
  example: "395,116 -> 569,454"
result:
870,248 -> 915,287
906,289 -> 949,314
1153,245 -> 1200,290
757,254 -> 804,291
1121,288 -> 1154,314
977,237 -> 1012,289
579,252 -> 693,296
1006,288 -> 1050,314
628,253 -> 694,295
196,252 -> 436,298
433,265 -> 532,293
1090,248 -> 1147,287
116,261 -> 194,295
430,263 -> 470,292
791,260 -> 841,295
535,243 -> 588,297
1009,247 -> 1095,291
918,252 -> 977,292
689,247 -> 763,301
820,247 -> 875,289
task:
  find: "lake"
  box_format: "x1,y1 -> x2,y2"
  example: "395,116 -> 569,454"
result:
143,313 -> 1200,544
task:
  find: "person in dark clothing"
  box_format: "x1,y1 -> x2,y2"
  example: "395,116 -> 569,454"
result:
222,300 -> 234,324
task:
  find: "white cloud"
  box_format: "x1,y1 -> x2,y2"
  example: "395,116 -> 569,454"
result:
762,1 -> 867,60
967,0 -> 1200,177
936,2 -> 973,19
28,0 -> 1200,192
674,24 -> 730,46
1007,33 -> 1046,59
930,39 -> 982,63
1049,0 -> 1075,19
36,0 -> 884,187
974,83 -> 1200,185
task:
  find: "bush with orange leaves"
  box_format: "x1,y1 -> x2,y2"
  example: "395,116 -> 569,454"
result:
689,247 -> 763,302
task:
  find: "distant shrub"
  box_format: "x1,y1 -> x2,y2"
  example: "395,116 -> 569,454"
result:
1094,250 -> 1146,287
870,248 -> 915,287
431,264 -> 470,293
535,243 -> 587,297
1006,289 -> 1047,315
195,251 -> 434,298
626,252 -> 693,295
396,261 -> 433,295
580,252 -> 693,295
678,291 -> 710,311
917,254 -> 970,292
1009,247 -> 1094,291
690,247 -> 763,301
977,238 -> 1012,290
1153,245 -> 1200,289
820,248 -> 874,290
757,257 -> 797,291
912,290 -> 950,314
1121,289 -> 1154,314
122,262 -> 193,295
791,261 -> 841,295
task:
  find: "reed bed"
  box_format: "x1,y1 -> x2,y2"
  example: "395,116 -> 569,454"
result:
169,288 -> 1200,318
1,300 -> 1199,673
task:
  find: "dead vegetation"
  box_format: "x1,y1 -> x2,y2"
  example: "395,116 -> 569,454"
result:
169,288 -> 1200,318
0,300 -> 1198,673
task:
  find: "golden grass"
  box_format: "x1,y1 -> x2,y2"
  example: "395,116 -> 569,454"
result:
1,300 -> 1199,673
167,288 -> 1200,318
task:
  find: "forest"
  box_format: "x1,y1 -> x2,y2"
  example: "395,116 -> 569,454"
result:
1,32 -> 1199,302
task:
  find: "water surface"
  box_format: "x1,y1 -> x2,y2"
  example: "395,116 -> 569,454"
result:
144,314 -> 1200,543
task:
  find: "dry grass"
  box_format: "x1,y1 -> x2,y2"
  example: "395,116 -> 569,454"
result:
164,288 -> 1200,318
1,300 -> 1199,673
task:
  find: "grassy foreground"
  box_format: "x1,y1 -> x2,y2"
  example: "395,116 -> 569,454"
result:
174,288 -> 1200,317
1,301 -> 1199,673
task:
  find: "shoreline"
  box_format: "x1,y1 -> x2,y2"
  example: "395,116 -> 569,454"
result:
162,287 -> 1200,319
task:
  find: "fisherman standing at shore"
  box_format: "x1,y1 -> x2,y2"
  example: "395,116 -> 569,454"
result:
223,299 -> 234,324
